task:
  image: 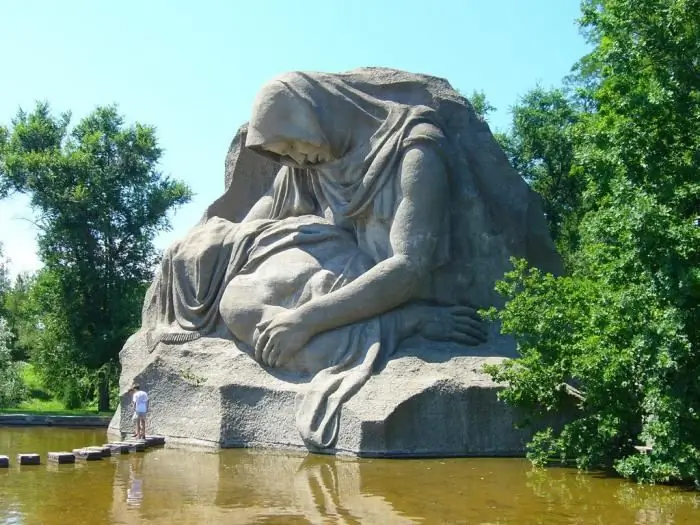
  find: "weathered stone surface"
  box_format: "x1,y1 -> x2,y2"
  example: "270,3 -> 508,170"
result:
0,455 -> 8,468
48,452 -> 75,464
202,124 -> 278,224
17,453 -> 40,465
110,328 -> 533,456
73,448 -> 102,461
87,446 -> 111,458
145,436 -> 166,447
122,440 -> 146,452
104,443 -> 131,454
114,67 -> 562,456
112,441 -> 141,452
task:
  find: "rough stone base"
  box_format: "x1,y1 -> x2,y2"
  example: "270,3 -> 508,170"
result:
110,329 -> 532,457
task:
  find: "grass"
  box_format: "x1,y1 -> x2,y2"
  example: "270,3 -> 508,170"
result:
0,407 -> 113,416
0,363 -> 113,416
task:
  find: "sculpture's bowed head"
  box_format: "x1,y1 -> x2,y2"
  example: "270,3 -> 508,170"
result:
246,73 -> 336,167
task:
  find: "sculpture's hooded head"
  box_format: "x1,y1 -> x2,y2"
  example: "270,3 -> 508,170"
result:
245,71 -> 388,168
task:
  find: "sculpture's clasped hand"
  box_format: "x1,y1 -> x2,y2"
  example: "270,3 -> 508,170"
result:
254,309 -> 314,368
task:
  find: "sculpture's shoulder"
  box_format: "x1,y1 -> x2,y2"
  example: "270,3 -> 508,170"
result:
395,123 -> 450,207
408,118 -> 445,138
399,118 -> 450,178
402,115 -> 450,161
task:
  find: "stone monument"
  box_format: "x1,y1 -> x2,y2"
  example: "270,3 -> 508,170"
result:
109,67 -> 562,456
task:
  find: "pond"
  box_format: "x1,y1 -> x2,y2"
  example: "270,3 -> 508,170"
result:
0,427 -> 698,524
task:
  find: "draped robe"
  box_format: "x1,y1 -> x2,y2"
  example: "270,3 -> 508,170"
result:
142,72 -> 453,448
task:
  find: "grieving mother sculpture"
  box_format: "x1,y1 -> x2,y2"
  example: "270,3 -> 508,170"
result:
112,68 -> 561,455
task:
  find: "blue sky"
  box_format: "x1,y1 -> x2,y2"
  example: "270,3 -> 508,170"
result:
0,0 -> 589,278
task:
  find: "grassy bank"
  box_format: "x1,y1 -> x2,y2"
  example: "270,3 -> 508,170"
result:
1,363 -> 113,416
0,408 -> 113,416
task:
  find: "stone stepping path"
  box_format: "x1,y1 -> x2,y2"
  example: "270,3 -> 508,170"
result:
1,436 -> 166,467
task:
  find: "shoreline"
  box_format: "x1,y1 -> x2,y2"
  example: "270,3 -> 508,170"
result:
0,413 -> 112,428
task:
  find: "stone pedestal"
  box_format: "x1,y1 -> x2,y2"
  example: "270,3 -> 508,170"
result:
110,328 -> 532,456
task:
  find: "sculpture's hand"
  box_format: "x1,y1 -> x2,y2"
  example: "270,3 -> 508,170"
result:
254,310 -> 315,368
419,305 -> 488,346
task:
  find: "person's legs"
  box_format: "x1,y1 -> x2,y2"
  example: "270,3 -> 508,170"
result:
137,414 -> 146,438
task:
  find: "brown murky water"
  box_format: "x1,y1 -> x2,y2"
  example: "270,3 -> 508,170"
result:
0,428 -> 698,524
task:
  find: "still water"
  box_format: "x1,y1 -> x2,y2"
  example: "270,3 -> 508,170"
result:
0,427 -> 698,524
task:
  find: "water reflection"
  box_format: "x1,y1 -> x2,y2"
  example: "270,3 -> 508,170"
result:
126,457 -> 144,508
106,445 -> 699,525
214,453 -> 415,524
0,428 -> 698,524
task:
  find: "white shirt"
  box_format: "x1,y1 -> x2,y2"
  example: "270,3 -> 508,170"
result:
133,390 -> 149,413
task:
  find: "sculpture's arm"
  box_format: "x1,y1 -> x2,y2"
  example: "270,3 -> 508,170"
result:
255,144 -> 486,366
283,143 -> 447,333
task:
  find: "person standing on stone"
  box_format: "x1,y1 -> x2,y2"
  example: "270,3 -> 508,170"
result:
130,384 -> 149,439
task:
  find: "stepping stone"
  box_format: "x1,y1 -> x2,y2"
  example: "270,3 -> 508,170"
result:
103,443 -> 130,454
48,452 -> 75,464
85,446 -> 111,458
17,453 -> 40,466
145,436 -> 166,446
114,441 -> 142,452
0,455 -> 8,468
124,440 -> 146,451
73,448 -> 102,461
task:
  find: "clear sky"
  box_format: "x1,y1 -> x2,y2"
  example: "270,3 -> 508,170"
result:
0,0 -> 589,279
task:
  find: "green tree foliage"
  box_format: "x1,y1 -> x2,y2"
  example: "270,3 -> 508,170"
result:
467,90 -> 497,122
486,0 -> 700,484
0,103 -> 192,410
2,272 -> 39,362
499,88 -> 585,259
0,317 -> 27,407
0,244 -> 25,407
0,243 -> 9,305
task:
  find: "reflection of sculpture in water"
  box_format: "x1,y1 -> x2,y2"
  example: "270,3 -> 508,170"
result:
143,70 -> 557,448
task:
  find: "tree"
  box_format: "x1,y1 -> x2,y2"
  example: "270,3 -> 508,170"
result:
499,88 -> 585,259
467,90 -> 497,122
486,0 -> 700,484
0,244 -> 25,407
464,87 -> 585,261
3,272 -> 42,362
0,103 -> 192,410
0,317 -> 27,407
0,243 -> 9,305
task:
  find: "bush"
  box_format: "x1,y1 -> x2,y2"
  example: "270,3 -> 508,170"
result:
484,254 -> 699,485
62,380 -> 83,410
